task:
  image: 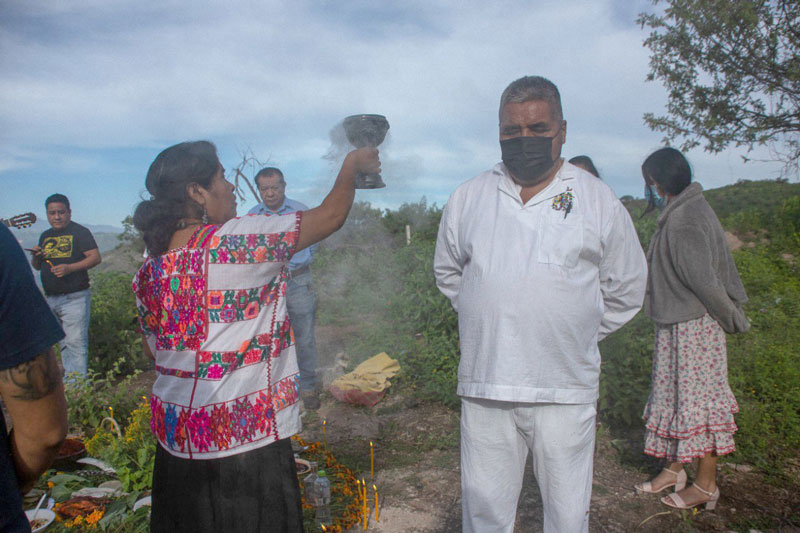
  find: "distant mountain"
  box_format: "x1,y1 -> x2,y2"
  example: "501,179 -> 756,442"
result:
9,219 -> 122,253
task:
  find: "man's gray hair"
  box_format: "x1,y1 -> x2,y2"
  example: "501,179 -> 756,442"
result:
499,76 -> 563,122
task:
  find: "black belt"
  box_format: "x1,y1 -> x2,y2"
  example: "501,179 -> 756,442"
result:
288,265 -> 311,279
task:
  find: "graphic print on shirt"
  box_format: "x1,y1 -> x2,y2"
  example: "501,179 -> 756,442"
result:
41,235 -> 73,258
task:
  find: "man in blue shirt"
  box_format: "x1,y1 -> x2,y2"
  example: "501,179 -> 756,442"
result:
1,224 -> 68,531
248,167 -> 321,410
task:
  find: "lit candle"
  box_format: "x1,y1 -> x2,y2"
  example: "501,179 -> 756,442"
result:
108,406 -> 114,419
373,484 -> 379,522
321,526 -> 326,532
322,419 -> 327,446
363,484 -> 368,529
370,441 -> 374,478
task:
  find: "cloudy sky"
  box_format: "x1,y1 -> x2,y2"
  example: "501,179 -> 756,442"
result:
0,0 -> 786,227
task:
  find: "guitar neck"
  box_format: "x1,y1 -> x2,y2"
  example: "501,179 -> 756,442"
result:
2,213 -> 37,229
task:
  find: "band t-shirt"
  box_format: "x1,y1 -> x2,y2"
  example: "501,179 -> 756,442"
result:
1,224 -> 65,532
38,221 -> 98,295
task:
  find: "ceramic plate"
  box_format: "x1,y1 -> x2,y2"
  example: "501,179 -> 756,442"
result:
25,509 -> 55,532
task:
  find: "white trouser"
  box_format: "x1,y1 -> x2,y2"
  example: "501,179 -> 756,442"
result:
460,398 -> 596,533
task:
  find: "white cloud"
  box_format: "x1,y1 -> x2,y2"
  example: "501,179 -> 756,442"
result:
0,0 -> 788,226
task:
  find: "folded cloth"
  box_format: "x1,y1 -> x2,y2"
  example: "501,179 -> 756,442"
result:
329,352 -> 401,406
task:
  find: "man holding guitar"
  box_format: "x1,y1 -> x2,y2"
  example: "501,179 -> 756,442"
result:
30,194 -> 101,379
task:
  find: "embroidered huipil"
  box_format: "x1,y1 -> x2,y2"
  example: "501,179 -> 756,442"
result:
434,162 -> 647,404
133,213 -> 302,459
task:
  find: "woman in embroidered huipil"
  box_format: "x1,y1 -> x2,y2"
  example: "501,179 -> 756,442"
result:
634,148 -> 749,511
132,141 -> 378,532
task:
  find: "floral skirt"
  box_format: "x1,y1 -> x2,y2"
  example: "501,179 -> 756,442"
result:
642,314 -> 738,463
150,438 -> 303,533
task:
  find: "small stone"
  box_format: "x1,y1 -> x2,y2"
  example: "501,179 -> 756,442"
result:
723,463 -> 753,473
99,480 -> 123,491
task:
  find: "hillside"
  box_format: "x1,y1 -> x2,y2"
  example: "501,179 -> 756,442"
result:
96,178 -> 800,277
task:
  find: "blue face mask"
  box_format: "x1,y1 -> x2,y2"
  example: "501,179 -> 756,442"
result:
645,183 -> 666,209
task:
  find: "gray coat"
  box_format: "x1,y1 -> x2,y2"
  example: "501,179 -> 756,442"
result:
644,182 -> 749,333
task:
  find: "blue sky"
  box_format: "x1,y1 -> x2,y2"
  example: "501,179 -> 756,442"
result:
0,0 -> 787,227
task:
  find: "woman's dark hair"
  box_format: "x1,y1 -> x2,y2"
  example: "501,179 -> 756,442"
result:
641,147 -> 692,214
133,141 -> 220,255
568,155 -> 600,178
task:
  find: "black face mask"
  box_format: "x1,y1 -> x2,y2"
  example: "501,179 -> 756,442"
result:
500,135 -> 556,186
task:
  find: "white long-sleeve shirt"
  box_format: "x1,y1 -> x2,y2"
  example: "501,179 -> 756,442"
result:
434,162 -> 647,404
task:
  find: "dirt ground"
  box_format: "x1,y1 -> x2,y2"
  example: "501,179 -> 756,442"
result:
303,326 -> 800,533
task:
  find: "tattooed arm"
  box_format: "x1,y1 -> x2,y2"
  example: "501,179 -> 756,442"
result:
0,346 -> 67,492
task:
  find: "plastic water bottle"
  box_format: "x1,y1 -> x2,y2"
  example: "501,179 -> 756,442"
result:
303,461 -> 319,506
314,469 -> 332,529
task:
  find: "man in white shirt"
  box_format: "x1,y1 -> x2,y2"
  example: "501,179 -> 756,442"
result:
434,76 -> 647,532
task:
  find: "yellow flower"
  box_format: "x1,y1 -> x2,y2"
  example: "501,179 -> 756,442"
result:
86,509 -> 104,525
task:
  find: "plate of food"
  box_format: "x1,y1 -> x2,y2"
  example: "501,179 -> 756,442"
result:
25,509 -> 55,532
54,496 -> 108,520
53,438 -> 86,468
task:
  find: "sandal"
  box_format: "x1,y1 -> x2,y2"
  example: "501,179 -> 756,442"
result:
661,482 -> 720,511
635,468 -> 687,494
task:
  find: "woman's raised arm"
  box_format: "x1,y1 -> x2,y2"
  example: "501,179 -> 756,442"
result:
296,147 -> 380,251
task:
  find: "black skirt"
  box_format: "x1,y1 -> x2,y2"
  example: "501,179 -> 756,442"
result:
150,438 -> 303,533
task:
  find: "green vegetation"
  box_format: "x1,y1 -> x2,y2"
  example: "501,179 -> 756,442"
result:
89,272 -> 150,376
65,361 -> 149,437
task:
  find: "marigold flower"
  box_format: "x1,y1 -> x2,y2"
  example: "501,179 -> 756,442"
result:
86,509 -> 104,525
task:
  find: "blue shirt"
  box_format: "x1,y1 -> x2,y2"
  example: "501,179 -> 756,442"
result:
0,224 -> 65,532
248,197 -> 317,271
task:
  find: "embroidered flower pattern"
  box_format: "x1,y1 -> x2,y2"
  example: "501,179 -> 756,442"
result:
206,280 -> 281,324
187,409 -> 213,452
164,404 -> 179,449
134,245 -> 207,351
231,399 -> 257,443
151,375 -> 298,454
209,232 -> 298,264
210,404 -> 232,450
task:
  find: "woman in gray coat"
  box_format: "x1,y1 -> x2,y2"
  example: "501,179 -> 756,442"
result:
634,148 -> 749,510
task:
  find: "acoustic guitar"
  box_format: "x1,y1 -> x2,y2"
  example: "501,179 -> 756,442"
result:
1,212 -> 37,229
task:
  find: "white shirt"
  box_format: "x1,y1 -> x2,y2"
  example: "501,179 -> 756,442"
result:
434,162 -> 647,404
